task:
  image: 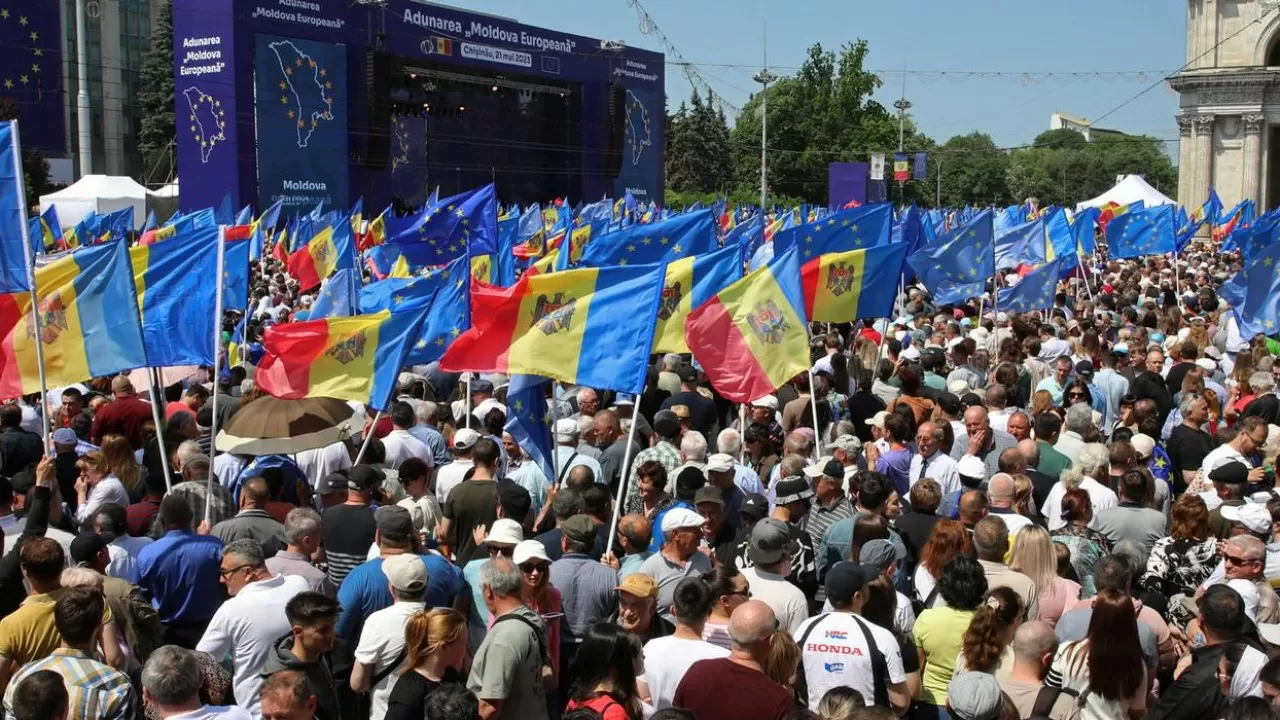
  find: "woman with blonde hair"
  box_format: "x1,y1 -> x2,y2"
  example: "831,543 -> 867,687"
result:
1029,390 -> 1053,419
955,587 -> 1023,679
385,608 -> 469,720
99,434 -> 144,500
74,451 -> 131,525
762,629 -> 801,697
1011,474 -> 1036,520
1009,526 -> 1080,627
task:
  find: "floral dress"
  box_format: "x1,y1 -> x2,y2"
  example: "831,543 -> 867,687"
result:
1140,535 -> 1218,625
1051,525 -> 1113,598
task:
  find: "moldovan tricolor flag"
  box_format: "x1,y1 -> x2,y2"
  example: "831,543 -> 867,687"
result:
801,244 -> 907,323
651,245 -> 744,354
439,263 -> 665,394
255,308 -> 430,411
0,241 -> 147,397
685,247 -> 810,403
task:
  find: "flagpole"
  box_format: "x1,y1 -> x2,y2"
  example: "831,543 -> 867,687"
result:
9,121 -> 50,451
807,366 -> 822,458
147,368 -> 174,492
464,374 -> 472,429
355,411 -> 382,465
1172,252 -> 1182,298
205,225 -> 227,520
604,382 -> 644,558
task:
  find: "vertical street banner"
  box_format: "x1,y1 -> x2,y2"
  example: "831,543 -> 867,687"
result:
254,34 -> 349,214
391,115 -> 428,210
913,152 -> 929,181
612,84 -> 664,204
870,153 -> 885,181
173,0 -> 239,212
0,1 -> 65,156
893,153 -> 910,183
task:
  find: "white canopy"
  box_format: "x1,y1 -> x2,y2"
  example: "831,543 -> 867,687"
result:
38,174 -> 149,230
1075,174 -> 1175,211
149,178 -> 179,199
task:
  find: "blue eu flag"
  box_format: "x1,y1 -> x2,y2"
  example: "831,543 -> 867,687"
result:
1220,241 -> 1280,338
1105,205 -> 1176,259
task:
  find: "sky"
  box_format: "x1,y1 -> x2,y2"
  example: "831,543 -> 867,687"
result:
452,0 -> 1188,153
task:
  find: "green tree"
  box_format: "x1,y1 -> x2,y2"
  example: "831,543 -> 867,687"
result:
666,90 -> 733,194
138,0 -> 175,184
729,41 -> 933,205
932,132 -> 1010,207
1005,128 -> 1178,207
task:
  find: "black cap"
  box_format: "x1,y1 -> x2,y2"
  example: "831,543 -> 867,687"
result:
936,392 -> 962,416
498,480 -> 532,521
674,466 -> 706,501
8,470 -> 32,496
1209,461 -> 1250,486
693,486 -> 724,507
825,562 -> 878,605
1074,360 -> 1095,378
741,493 -> 768,520
960,392 -> 984,408
69,532 -> 109,566
347,465 -> 385,491
677,364 -> 698,383
821,460 -> 844,480
374,505 -> 415,544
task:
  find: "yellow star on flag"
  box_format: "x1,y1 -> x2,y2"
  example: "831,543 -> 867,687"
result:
659,237 -> 670,245
279,81 -> 287,90
18,74 -> 28,84
295,58 -> 303,66
287,110 -> 295,119
435,337 -> 446,347
416,339 -> 428,349
672,243 -> 683,255
280,96 -> 288,104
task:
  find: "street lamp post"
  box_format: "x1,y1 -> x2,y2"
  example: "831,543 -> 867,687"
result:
754,65 -> 777,214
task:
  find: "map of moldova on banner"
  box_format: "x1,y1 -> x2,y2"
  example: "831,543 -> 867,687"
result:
254,34 -> 348,214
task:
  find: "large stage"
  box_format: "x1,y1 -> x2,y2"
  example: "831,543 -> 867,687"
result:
173,0 -> 666,213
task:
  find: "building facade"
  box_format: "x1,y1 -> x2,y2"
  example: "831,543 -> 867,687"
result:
1169,0 -> 1280,212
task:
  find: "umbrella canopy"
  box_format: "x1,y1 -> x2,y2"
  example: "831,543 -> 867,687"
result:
215,396 -> 360,455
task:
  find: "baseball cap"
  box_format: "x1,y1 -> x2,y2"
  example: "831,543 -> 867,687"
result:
693,486 -> 724,507
484,518 -> 525,546
901,346 -> 922,362
498,481 -> 532,521
825,562 -> 877,606
513,540 -> 550,566
554,418 -> 579,442
51,428 -> 77,446
374,505 -> 416,545
804,458 -> 844,482
741,493 -> 769,520
470,378 -> 495,394
749,518 -> 792,565
616,573 -> 658,599
865,411 -> 890,429
705,453 -> 735,473
936,392 -> 962,416
750,395 -> 779,410
1074,360 -> 1094,378
830,435 -> 862,454
947,672 -> 1004,720
674,467 -> 706,501
676,364 -> 698,383
670,405 -> 691,421
858,539 -> 896,570
69,532 -> 109,566
774,476 -> 815,506
348,465 -> 385,492
1113,342 -> 1130,355
383,554 -> 427,594
562,514 -> 597,545
1221,504 -> 1273,535
452,428 -> 481,450
1130,433 -> 1155,461
661,507 -> 706,535
957,454 -> 986,480
1196,358 -> 1217,372
1209,461 -> 1250,486
316,470 -> 348,496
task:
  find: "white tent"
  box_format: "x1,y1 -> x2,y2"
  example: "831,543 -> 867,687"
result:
1075,174 -> 1175,211
149,178 -> 179,199
38,174 -> 148,230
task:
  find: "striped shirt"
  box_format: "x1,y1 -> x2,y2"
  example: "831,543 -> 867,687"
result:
799,494 -> 854,544
4,648 -> 134,720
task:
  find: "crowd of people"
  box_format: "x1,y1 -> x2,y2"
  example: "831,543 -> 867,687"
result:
3,250 -> 1280,720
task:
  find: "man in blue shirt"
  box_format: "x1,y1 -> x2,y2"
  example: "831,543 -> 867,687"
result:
136,494 -> 224,649
335,505 -> 463,651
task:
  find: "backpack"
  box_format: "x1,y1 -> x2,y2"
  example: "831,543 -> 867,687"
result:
1028,684 -> 1086,720
493,611 -> 556,690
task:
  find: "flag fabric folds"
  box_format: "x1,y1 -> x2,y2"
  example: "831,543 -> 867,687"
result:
255,308 -> 430,411
771,204 -> 893,260
129,228 -> 219,367
652,245 -> 744,354
309,268 -> 361,320
801,244 -> 908,323
388,184 -> 498,263
0,122 -> 31,293
1105,205 -> 1177,259
0,241 -> 147,396
909,209 -> 995,291
360,255 -> 471,366
996,257 -> 1069,314
685,247 -> 810,403
1220,242 -> 1280,338
439,263 -> 665,394
504,374 -> 555,485
287,223 -> 354,292
578,210 -> 716,267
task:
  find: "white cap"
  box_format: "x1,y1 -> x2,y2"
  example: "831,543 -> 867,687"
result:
1131,433 -> 1155,460
750,395 -> 779,410
554,418 -> 579,442
957,454 -> 985,479
1195,358 -> 1217,372
452,428 -> 481,450
484,519 -> 524,546
661,507 -> 706,534
706,453 -> 735,473
901,347 -> 921,361
865,410 -> 890,429
1222,504 -> 1273,535
512,540 -> 551,565
947,380 -> 970,395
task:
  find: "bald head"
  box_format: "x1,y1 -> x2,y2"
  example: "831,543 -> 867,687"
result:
617,513 -> 651,552
592,409 -> 619,434
1016,437 -> 1040,462
111,375 -> 135,396
963,406 -> 990,433
959,490 -> 989,525
988,473 -> 1014,504
1012,620 -> 1059,663
728,600 -> 777,650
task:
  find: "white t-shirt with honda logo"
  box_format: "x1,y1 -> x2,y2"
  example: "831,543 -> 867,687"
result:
793,611 -> 906,709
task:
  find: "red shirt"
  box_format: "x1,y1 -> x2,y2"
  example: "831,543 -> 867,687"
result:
91,396 -> 155,449
125,498 -> 162,537
673,659 -> 794,720
165,401 -> 195,421
565,695 -> 630,720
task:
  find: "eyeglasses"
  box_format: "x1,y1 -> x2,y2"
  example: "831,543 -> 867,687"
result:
1223,554 -> 1256,565
1068,393 -> 1086,399
219,564 -> 253,579
489,546 -> 515,557
727,588 -> 752,599
519,562 -> 549,574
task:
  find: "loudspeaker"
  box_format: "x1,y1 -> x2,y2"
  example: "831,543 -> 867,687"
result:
604,84 -> 626,177
364,51 -> 395,168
